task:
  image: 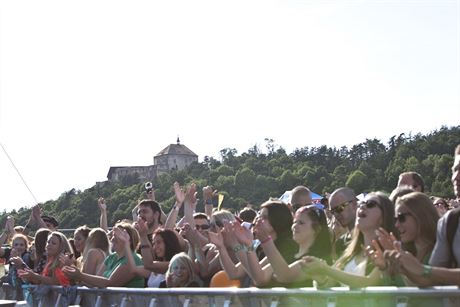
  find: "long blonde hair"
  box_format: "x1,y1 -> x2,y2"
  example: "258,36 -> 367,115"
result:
46,231 -> 73,275
81,228 -> 110,265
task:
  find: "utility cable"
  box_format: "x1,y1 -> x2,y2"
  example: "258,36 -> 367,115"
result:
0,142 -> 38,203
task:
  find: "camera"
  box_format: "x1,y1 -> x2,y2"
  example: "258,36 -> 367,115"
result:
145,182 -> 153,193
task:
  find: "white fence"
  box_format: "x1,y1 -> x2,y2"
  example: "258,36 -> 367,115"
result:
1,283 -> 460,307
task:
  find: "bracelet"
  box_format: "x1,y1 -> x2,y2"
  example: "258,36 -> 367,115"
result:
205,199 -> 213,205
232,244 -> 245,253
261,235 -> 272,244
140,244 -> 151,250
246,244 -> 255,253
422,265 -> 432,277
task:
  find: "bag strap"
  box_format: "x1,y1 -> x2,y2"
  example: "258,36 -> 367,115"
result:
446,207 -> 460,267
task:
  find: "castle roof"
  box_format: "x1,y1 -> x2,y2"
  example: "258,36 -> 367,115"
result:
155,143 -> 198,157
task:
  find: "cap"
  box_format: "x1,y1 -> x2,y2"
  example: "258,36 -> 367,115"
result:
41,215 -> 59,228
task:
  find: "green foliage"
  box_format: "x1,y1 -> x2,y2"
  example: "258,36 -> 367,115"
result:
1,126 -> 459,230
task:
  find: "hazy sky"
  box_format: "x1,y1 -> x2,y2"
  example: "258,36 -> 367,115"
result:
1,0 -> 459,213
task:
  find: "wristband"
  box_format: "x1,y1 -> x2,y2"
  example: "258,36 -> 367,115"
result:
140,244 -> 151,250
246,244 -> 255,253
261,235 -> 272,244
205,199 -> 213,205
422,265 -> 432,277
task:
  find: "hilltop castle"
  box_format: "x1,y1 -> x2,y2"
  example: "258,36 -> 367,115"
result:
106,138 -> 198,183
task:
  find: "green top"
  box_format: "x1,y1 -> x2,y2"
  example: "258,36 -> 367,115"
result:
103,252 -> 144,288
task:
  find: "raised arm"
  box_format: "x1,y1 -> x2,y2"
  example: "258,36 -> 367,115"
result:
98,197 -> 108,232
209,227 -> 246,280
164,182 -> 185,229
134,219 -> 169,274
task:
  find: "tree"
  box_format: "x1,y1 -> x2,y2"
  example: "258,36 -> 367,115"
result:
346,170 -> 369,194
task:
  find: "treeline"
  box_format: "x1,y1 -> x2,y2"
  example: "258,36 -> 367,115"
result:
2,126 -> 459,229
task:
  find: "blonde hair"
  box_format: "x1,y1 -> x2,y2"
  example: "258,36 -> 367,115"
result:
81,228 -> 110,264
46,231 -> 74,275
166,252 -> 198,287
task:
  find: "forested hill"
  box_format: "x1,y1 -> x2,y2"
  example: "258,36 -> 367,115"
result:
2,126 -> 459,229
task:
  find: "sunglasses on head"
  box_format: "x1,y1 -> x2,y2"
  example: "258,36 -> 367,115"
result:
331,200 -> 353,215
359,200 -> 379,209
395,212 -> 411,223
195,224 -> 210,230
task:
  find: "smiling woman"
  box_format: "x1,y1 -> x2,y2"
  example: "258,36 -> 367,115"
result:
395,192 -> 439,264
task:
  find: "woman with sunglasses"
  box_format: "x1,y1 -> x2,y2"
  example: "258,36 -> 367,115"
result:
371,192 -> 439,285
300,192 -> 396,287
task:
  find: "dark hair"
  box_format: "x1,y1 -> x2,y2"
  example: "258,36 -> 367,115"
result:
138,199 -> 161,223
239,207 -> 257,223
295,205 -> 332,264
260,200 -> 293,240
260,200 -> 297,262
41,215 -> 59,227
74,225 -> 91,239
34,228 -> 52,259
153,228 -> 182,261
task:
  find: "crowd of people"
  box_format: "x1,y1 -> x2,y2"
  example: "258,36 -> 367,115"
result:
1,145 -> 459,296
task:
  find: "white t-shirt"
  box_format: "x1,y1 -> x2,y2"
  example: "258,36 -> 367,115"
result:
147,272 -> 165,288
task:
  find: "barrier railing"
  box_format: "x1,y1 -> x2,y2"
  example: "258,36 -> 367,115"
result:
1,283 -> 460,307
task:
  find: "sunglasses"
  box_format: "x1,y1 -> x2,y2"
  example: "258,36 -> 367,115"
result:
395,212 -> 411,223
358,200 -> 379,209
195,224 -> 210,230
331,200 -> 353,215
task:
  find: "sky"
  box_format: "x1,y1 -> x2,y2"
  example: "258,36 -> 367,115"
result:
0,0 -> 459,213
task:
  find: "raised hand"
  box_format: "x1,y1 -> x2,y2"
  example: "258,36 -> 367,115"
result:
5,216 -> 15,233
253,218 -> 270,242
221,222 -> 239,248
134,218 -> 149,237
366,239 -> 386,270
376,227 -> 398,251
208,230 -> 225,249
173,182 -> 186,206
59,253 -> 75,267
232,221 -> 253,247
113,227 -> 131,249
98,197 -> 107,211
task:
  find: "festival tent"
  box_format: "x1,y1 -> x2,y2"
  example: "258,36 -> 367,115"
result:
279,190 -> 323,204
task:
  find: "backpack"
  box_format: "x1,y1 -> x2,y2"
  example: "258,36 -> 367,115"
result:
446,207 -> 460,268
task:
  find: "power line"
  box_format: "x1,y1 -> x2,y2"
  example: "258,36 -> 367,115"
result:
0,142 -> 38,204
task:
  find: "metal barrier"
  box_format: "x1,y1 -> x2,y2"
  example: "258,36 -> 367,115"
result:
1,283 -> 460,307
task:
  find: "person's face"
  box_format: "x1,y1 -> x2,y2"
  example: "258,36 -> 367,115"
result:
452,154 -> 460,199
74,232 -> 87,253
255,208 -> 274,235
395,204 -> 417,244
329,194 -> 356,229
194,218 -> 210,237
13,238 -> 27,255
166,260 -> 190,287
292,211 -> 316,246
152,234 -> 166,259
137,205 -> 158,228
397,174 -> 422,192
45,235 -> 61,258
356,197 -> 383,232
